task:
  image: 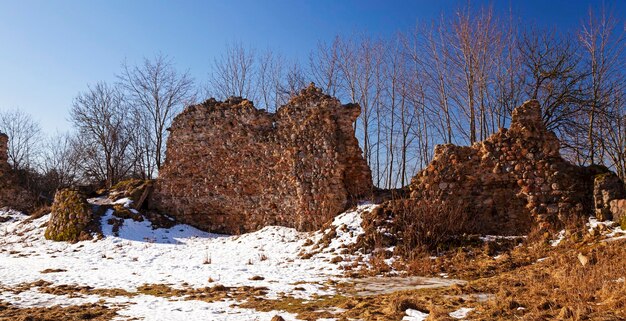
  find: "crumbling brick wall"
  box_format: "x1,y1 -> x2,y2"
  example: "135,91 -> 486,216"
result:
408,100 -> 622,234
150,84 -> 372,234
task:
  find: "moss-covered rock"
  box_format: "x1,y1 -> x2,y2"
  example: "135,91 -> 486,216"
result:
110,179 -> 153,209
44,189 -> 93,242
112,204 -> 143,222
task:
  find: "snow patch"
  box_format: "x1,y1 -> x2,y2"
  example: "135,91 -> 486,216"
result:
403,308 -> 429,321
449,307 -> 474,319
550,230 -> 565,247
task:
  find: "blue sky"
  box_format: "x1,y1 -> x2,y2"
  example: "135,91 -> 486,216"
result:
0,0 -> 624,134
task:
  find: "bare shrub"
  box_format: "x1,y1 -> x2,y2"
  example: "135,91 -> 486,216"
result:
357,198 -> 473,257
394,199 -> 472,254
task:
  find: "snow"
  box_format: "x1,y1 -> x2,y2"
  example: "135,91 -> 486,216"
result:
402,308 -> 429,321
312,203 -> 373,251
479,235 -> 526,242
550,230 -> 566,247
449,307 -> 474,319
0,203 -> 378,320
112,296 -> 299,321
0,201 -> 480,320
0,289 -> 104,308
301,203 -> 377,267
588,216 -> 626,242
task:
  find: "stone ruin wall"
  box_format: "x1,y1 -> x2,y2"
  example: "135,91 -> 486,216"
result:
408,100 -> 626,235
0,133 -> 8,164
150,84 -> 372,234
0,133 -> 36,212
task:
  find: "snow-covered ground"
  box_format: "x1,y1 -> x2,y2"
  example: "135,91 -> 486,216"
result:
0,202 -> 378,320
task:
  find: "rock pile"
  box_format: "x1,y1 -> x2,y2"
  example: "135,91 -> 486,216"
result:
408,100 -> 625,234
150,84 -> 372,234
44,189 -> 94,242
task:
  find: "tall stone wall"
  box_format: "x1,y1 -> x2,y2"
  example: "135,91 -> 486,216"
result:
150,84 -> 372,234
408,100 -> 623,235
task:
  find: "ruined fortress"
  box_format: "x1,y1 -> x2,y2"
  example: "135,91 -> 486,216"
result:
150,93 -> 626,235
0,85 -> 622,238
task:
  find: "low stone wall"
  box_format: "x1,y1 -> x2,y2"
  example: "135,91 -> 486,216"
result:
408,100 -> 624,234
150,84 -> 372,234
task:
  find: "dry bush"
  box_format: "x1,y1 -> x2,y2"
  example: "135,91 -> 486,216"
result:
393,199 -> 473,254
369,252 -> 391,274
356,198 -> 474,257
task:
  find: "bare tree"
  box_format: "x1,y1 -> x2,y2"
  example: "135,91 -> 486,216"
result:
520,29 -> 587,134
119,54 -> 196,174
279,61 -> 307,104
0,108 -> 42,171
410,20 -> 455,145
210,42 -> 257,100
446,6 -> 502,143
309,37 -> 342,97
336,36 -> 385,169
39,131 -> 82,193
70,82 -> 134,187
127,107 -> 154,179
602,92 -> 626,179
493,11 -> 523,129
257,49 -> 285,112
578,8 -> 626,164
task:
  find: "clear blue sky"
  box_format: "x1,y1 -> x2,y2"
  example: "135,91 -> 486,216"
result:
0,0 -> 624,134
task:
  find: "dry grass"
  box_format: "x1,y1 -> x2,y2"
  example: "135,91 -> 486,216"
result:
245,234 -> 626,321
3,232 -> 622,321
0,300 -> 119,321
237,286 -> 473,321
467,238 -> 626,320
